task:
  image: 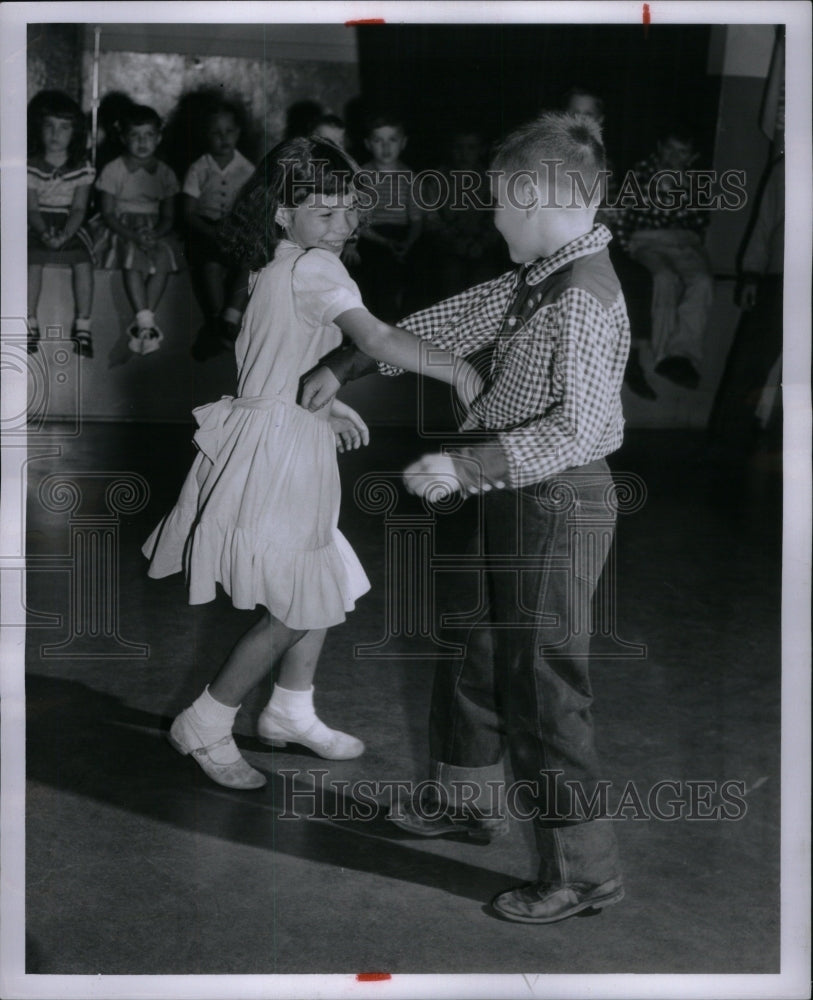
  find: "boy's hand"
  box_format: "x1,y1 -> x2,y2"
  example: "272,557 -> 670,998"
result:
301,366 -> 341,411
403,454 -> 462,500
329,399 -> 370,452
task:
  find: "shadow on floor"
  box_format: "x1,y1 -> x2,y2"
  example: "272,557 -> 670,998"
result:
26,673 -> 518,910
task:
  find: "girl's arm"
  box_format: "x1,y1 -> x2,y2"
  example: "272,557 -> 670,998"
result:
100,192 -> 141,241
153,195 -> 175,238
334,307 -> 482,403
27,187 -> 49,239
55,184 -> 91,244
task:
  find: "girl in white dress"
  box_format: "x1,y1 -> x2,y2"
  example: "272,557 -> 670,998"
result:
143,137 -> 481,789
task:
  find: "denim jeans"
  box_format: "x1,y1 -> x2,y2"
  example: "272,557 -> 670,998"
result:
428,459 -> 622,887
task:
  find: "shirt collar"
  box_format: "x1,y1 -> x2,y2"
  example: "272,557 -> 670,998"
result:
522,224 -> 612,286
124,157 -> 159,175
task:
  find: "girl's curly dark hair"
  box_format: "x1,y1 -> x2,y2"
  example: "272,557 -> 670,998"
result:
27,90 -> 88,168
219,136 -> 360,271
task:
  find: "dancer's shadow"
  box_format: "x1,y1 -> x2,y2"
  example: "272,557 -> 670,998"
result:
24,674 -> 517,907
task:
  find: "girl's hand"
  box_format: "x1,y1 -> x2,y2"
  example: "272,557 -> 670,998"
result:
403,454 -> 462,500
301,366 -> 341,411
49,229 -> 67,249
136,230 -> 156,251
329,399 -> 370,452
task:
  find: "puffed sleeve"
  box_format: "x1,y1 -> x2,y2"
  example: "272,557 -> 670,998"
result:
291,248 -> 365,327
95,159 -> 120,195
159,162 -> 180,198
183,159 -> 202,198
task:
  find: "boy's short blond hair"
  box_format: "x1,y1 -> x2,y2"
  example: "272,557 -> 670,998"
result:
492,112 -> 606,208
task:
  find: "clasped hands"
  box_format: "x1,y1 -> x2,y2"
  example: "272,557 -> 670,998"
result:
301,361 -> 483,499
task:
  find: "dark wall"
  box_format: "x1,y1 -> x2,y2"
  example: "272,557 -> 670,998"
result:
355,23 -> 720,171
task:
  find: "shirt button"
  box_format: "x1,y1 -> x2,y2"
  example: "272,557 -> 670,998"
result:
507,317 -> 517,327
495,481 -> 506,489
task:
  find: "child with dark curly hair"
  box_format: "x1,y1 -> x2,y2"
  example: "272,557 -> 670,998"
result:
142,137 -> 482,791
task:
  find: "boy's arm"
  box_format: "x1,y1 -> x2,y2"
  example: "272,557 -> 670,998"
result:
183,193 -> 217,238
406,289 -> 626,495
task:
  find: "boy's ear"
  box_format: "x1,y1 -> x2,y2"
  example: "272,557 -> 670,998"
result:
364,138 -> 372,153
517,176 -> 539,213
274,206 -> 290,229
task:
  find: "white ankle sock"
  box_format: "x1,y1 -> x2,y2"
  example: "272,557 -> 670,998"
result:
135,308 -> 155,330
189,685 -> 239,732
266,684 -> 315,722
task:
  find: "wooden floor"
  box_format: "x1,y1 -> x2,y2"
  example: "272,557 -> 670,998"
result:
14,423 -> 788,978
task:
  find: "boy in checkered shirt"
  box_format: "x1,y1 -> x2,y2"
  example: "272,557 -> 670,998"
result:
303,111 -> 630,925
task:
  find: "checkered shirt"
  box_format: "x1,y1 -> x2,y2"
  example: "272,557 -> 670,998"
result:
614,153 -> 710,252
390,224 -> 630,488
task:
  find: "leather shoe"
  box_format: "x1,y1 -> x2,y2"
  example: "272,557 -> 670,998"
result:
387,794 -> 509,844
169,711 -> 267,790
257,710 -> 365,760
492,878 -> 624,923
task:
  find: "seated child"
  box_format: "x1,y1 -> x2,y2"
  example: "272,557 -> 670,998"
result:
27,90 -> 95,357
312,113 -> 348,150
355,112 -> 422,321
423,127 -> 505,299
563,85 -> 656,399
95,103 -> 182,355
615,126 -> 713,390
183,97 -> 255,360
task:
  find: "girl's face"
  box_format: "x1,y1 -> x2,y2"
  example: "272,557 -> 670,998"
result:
206,113 -> 240,162
123,122 -> 161,161
277,191 -> 359,255
42,115 -> 74,159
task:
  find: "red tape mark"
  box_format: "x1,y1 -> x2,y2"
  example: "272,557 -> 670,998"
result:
345,18 -> 386,26
642,3 -> 651,27
356,972 -> 392,981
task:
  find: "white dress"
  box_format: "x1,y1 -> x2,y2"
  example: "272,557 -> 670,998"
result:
142,241 -> 371,629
